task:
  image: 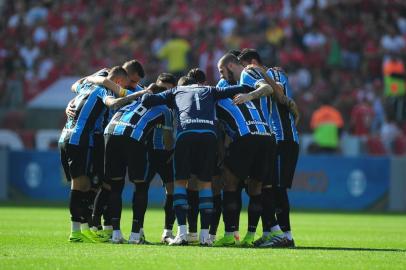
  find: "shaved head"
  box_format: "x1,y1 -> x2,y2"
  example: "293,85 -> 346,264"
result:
218,53 -> 240,68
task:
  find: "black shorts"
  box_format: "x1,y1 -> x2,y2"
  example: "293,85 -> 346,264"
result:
272,140 -> 299,188
224,134 -> 276,184
59,142 -> 92,182
145,148 -> 174,184
89,133 -> 105,187
174,132 -> 217,182
104,135 -> 147,182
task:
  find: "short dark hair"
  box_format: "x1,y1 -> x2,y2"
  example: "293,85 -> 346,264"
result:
187,68 -> 206,84
218,53 -> 240,67
122,59 -> 145,78
238,48 -> 262,64
178,76 -> 196,86
157,73 -> 177,86
147,83 -> 167,94
107,66 -> 128,80
228,49 -> 241,57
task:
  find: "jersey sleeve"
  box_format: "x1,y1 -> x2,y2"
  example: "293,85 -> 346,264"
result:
122,89 -> 134,97
212,85 -> 251,100
93,68 -> 109,77
134,84 -> 143,92
240,68 -> 265,88
216,79 -> 230,87
97,87 -> 115,104
141,88 -> 174,108
268,69 -> 290,97
118,84 -> 143,97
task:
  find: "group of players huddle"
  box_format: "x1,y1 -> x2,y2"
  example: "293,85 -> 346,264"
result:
59,48 -> 300,248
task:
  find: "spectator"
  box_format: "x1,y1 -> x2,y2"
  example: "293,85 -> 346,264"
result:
309,101 -> 344,153
380,26 -> 405,58
380,117 -> 402,154
198,43 -> 224,83
5,71 -> 24,108
19,39 -> 39,70
370,79 -> 386,133
350,94 -> 374,137
0,0 -> 405,151
157,33 -> 190,78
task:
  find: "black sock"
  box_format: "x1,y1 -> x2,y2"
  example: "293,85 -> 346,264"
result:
262,187 -> 277,231
187,189 -> 199,233
199,188 -> 213,230
164,194 -> 175,230
103,205 -> 112,227
69,190 -> 84,223
109,181 -> 124,231
85,190 -> 97,227
248,194 -> 262,233
209,194 -> 222,235
92,187 -> 110,229
275,188 -> 291,232
235,186 -> 243,231
222,191 -> 238,233
174,186 -> 188,226
131,183 -> 149,233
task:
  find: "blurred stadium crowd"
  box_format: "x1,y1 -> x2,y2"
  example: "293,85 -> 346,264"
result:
1,0 -> 406,154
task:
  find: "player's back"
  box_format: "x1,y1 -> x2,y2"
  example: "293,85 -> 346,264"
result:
215,79 -> 272,140
172,85 -> 216,132
104,99 -> 168,142
266,68 -> 299,143
60,83 -> 112,146
142,83 -> 252,138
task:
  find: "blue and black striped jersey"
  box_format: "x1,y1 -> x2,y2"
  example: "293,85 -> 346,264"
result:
142,84 -> 250,139
104,98 -> 170,143
215,78 -> 272,141
216,78 -> 233,88
97,83 -> 144,134
146,108 -> 174,150
59,83 -> 114,146
266,68 -> 299,143
239,68 -> 271,130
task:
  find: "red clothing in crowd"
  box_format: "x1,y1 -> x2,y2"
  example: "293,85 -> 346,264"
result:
350,102 -> 374,136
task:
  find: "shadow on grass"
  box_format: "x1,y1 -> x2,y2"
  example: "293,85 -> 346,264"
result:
141,243 -> 406,253
295,246 -> 406,253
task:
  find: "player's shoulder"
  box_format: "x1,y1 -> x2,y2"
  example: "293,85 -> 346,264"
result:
242,67 -> 264,80
134,84 -> 144,92
216,79 -> 230,88
94,69 -> 109,77
92,84 -> 114,97
268,67 -> 287,81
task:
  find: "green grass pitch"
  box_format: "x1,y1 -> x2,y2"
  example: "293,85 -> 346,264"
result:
0,205 -> 405,270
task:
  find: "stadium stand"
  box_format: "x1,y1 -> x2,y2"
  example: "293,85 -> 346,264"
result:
0,0 -> 405,154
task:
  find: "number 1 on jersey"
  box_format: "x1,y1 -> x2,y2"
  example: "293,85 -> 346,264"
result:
194,93 -> 201,110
